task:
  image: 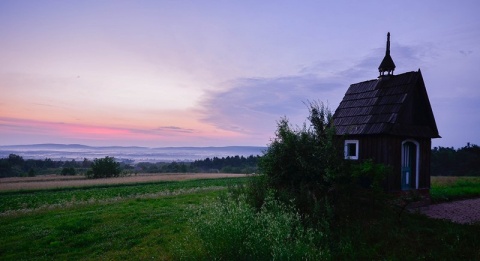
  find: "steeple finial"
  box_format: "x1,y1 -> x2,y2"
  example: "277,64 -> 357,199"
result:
378,32 -> 396,77
386,32 -> 391,55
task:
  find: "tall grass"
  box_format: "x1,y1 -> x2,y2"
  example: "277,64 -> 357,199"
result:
175,193 -> 329,260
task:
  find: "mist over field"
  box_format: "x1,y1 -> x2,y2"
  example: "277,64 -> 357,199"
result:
0,144 -> 266,163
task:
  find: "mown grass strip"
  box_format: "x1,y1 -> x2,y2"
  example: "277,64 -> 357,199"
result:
0,177 -> 248,213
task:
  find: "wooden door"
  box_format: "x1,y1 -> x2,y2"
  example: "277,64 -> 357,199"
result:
401,141 -> 418,190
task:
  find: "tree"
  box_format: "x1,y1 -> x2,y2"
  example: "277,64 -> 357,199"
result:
8,154 -> 24,166
61,167 -> 76,176
27,168 -> 35,177
257,102 -> 341,210
88,156 -> 121,178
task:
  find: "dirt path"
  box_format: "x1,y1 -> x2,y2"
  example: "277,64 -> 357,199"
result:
417,198 -> 480,224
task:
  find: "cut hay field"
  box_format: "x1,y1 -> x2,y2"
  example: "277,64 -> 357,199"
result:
0,173 -> 247,191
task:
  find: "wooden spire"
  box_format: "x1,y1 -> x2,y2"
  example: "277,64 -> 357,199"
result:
378,32 -> 396,76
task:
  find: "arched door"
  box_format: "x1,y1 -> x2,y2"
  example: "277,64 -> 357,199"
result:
401,140 -> 419,190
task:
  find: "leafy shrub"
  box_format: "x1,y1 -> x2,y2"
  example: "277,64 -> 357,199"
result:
88,156 -> 120,179
27,168 -> 35,177
257,102 -> 345,214
176,193 -> 329,260
61,167 -> 76,176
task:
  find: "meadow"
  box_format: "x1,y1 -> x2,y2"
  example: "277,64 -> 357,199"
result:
1,175 -> 480,260
430,176 -> 480,202
0,175 -> 247,260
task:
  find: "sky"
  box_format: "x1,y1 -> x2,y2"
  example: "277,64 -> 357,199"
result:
0,1 -> 479,148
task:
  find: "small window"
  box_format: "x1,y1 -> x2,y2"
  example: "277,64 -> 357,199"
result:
344,140 -> 359,160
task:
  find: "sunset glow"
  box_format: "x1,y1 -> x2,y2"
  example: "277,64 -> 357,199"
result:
1,1 -> 479,147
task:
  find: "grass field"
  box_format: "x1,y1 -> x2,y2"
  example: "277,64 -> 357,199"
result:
0,176 -> 248,260
430,176 -> 480,202
1,175 -> 480,260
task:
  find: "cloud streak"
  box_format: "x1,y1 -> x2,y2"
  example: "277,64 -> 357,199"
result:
200,74 -> 344,138
0,117 -> 203,146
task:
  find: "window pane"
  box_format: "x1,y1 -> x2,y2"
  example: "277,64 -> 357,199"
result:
348,143 -> 357,156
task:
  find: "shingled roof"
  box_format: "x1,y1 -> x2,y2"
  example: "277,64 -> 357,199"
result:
333,70 -> 440,138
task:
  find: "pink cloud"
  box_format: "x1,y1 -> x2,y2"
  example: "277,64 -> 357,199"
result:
0,117 -> 245,146
0,117 -> 191,138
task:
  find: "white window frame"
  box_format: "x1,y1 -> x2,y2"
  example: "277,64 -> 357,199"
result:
344,140 -> 359,160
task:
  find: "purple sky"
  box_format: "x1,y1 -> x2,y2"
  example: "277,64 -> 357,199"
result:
1,1 -> 479,148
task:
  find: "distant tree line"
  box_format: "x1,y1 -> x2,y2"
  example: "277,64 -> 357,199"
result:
0,154 -> 94,177
431,143 -> 480,176
136,155 -> 260,174
0,154 -> 261,178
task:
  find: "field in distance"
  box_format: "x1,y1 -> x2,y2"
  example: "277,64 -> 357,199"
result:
0,173 -> 247,191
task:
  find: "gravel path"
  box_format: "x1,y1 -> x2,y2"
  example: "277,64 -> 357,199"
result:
417,198 -> 480,224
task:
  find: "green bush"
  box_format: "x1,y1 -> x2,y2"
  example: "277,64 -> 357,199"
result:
88,156 -> 120,179
258,102 -> 345,214
177,193 -> 329,260
61,167 -> 76,176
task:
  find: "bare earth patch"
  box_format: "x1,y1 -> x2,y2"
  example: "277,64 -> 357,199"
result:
0,173 -> 247,191
417,198 -> 480,224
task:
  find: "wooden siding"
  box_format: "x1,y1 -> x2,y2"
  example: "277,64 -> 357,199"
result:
342,135 -> 431,192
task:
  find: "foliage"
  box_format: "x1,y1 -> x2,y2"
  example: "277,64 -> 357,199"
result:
87,157 -> 121,179
61,167 -> 76,176
0,154 -> 92,177
27,168 -> 36,177
0,154 -> 260,177
350,159 -> 391,194
135,155 -> 260,174
176,193 -> 329,260
191,155 -> 260,173
431,144 -> 480,176
255,101 -> 388,221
